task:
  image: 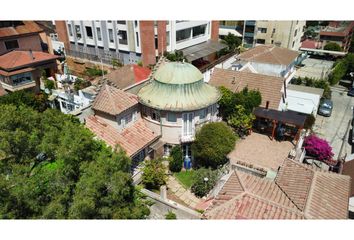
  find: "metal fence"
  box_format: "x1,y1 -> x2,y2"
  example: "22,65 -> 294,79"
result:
66,49 -> 121,66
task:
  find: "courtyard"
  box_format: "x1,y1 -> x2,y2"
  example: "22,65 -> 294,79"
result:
228,132 -> 294,171
296,57 -> 334,79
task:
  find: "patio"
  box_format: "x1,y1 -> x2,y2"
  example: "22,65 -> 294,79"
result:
228,132 -> 295,171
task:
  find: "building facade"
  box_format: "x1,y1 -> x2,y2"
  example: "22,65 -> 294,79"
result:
320,21 -> 354,52
55,20 -> 220,67
219,21 -> 305,50
137,61 -> 221,160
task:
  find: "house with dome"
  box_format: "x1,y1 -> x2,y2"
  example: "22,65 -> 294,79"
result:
137,61 -> 221,160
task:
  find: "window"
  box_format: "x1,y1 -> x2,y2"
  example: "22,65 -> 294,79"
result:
258,27 -> 267,33
117,21 -> 126,24
136,32 -> 139,47
132,111 -> 137,122
256,38 -> 265,44
118,30 -> 127,45
134,21 -> 138,27
199,109 -> 207,120
107,20 -> 112,23
121,118 -> 126,128
294,29 -> 298,37
192,25 -> 206,38
176,28 -> 191,42
68,24 -> 73,36
5,40 -> 19,50
75,25 -> 81,39
166,31 -> 170,46
292,41 -> 295,48
10,72 -> 32,85
125,114 -> 132,124
163,144 -> 172,156
154,35 -> 158,49
167,113 -> 177,122
85,26 -> 93,39
152,111 -> 160,122
96,27 -> 102,41
108,29 -> 114,43
272,28 -> 276,34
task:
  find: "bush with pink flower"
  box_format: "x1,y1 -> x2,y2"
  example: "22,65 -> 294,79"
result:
303,134 -> 334,161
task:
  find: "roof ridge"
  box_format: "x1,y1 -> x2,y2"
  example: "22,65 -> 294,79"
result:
104,83 -> 118,114
302,170 -> 318,218
204,192 -> 247,218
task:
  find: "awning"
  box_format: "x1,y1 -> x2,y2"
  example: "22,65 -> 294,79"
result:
253,107 -> 307,127
181,40 -> 227,62
149,140 -> 165,151
219,28 -> 242,37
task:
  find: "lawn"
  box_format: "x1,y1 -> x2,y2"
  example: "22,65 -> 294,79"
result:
174,170 -> 195,189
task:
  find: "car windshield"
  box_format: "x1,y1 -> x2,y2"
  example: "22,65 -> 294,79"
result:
321,102 -> 332,109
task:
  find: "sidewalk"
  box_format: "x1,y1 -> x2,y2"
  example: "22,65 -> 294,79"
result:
167,175 -> 201,209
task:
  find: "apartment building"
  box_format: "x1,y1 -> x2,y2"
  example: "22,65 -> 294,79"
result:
56,21 -> 220,67
219,21 -> 306,50
320,21 -> 354,52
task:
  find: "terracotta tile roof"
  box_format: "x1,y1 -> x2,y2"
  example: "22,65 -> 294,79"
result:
85,115 -> 159,157
320,21 -> 354,37
0,67 -> 35,77
0,50 -> 59,71
0,21 -> 43,39
301,39 -> 322,49
204,170 -> 303,219
92,84 -> 138,116
343,160 -> 354,197
209,68 -> 283,110
204,158 -> 351,219
105,64 -> 151,89
237,45 -> 299,66
275,158 -> 351,219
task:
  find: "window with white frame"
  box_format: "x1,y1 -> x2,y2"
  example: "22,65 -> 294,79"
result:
85,26 -> 93,39
75,25 -> 81,39
166,31 -> 170,46
136,32 -> 139,47
199,109 -> 207,121
176,28 -> 191,42
257,27 -> 267,33
118,30 -> 128,45
108,29 -> 114,43
96,27 -> 102,41
192,25 -> 206,38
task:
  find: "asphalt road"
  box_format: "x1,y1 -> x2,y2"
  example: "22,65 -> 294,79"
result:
313,87 -> 354,159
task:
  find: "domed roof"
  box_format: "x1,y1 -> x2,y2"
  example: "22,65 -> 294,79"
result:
154,62 -> 203,84
137,62 -> 221,112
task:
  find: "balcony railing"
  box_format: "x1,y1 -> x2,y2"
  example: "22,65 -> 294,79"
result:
0,80 -> 36,92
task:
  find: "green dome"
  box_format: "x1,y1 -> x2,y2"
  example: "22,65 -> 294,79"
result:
137,62 -> 221,112
154,62 -> 203,84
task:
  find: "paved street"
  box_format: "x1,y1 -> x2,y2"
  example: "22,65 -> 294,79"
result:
313,88 -> 354,159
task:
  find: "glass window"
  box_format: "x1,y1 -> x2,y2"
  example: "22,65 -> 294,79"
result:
117,21 -> 126,24
85,26 -> 93,39
256,38 -> 265,44
96,27 -> 102,41
167,113 -> 177,122
68,24 -> 73,36
192,25 -> 206,38
134,21 -> 138,27
257,27 -> 267,33
154,35 -> 158,49
5,40 -> 19,50
10,72 -> 32,85
152,111 -> 160,121
118,30 -> 127,45
75,25 -> 81,39
176,28 -> 191,42
108,29 -> 114,43
107,20 -> 112,23
166,31 -> 170,46
125,114 -> 132,124
136,32 -> 139,47
199,109 -> 206,120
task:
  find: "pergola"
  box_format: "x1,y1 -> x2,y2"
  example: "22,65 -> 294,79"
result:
253,107 -> 307,141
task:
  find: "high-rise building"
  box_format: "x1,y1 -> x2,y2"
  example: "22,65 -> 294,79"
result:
219,21 -> 306,50
55,21 -> 220,67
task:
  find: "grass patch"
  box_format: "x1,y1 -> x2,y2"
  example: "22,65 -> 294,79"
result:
174,170 -> 195,189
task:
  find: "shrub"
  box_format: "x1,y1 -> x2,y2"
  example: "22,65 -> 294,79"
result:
304,77 -> 314,87
44,79 -> 55,90
169,146 -> 183,173
329,60 -> 347,85
163,50 -> 187,62
303,134 -> 334,161
324,42 -> 342,52
142,158 -> 167,190
191,168 -> 218,198
112,59 -> 123,69
74,78 -> 91,91
293,78 -> 303,85
85,66 -> 107,77
165,211 -> 177,219
192,122 -> 236,169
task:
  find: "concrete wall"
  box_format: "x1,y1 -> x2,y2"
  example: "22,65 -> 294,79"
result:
140,21 -> 156,67
286,89 -> 321,115
249,61 -> 286,77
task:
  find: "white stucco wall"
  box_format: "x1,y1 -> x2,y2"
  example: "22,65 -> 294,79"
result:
286,89 -> 321,115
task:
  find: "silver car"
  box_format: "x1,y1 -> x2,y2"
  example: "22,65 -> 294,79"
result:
318,99 -> 333,117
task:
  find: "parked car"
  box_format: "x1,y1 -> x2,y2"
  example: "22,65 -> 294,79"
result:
318,99 -> 333,117
348,87 -> 354,97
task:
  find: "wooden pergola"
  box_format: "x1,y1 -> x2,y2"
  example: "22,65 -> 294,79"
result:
253,107 -> 307,141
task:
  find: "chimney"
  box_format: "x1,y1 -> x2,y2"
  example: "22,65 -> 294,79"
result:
29,49 -> 35,60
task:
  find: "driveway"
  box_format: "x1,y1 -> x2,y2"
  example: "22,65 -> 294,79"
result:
296,58 -> 334,79
313,89 -> 354,159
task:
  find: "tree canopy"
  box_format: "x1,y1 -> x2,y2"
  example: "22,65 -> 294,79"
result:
0,90 -> 48,112
0,104 -> 149,219
192,122 -> 236,169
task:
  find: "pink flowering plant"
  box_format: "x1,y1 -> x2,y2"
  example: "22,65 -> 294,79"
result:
303,134 -> 334,161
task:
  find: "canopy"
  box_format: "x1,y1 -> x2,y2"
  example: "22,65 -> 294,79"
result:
253,107 -> 306,127
181,40 -> 227,62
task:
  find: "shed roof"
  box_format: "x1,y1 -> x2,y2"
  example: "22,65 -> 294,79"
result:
138,62 -> 220,111
181,40 -> 227,62
287,84 -> 324,96
253,107 -> 307,127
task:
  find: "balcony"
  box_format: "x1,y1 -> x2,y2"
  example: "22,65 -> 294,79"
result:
0,80 -> 36,92
245,21 -> 256,26
180,134 -> 195,143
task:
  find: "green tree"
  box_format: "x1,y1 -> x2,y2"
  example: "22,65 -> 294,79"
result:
0,104 -> 149,219
169,146 -> 183,173
227,105 -> 255,135
324,42 -> 342,52
142,158 -> 167,190
218,86 -> 237,120
0,90 -> 48,112
164,50 -> 187,62
165,210 -> 177,219
44,79 -> 55,90
74,78 -> 91,92
222,33 -> 242,53
192,122 -> 236,169
191,168 -> 218,197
